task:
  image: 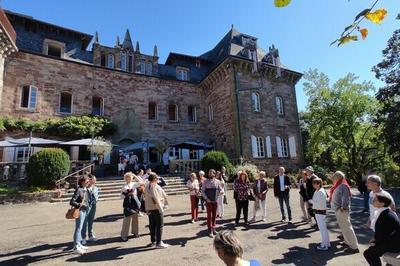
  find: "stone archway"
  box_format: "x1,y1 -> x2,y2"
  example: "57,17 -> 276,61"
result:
111,108 -> 143,144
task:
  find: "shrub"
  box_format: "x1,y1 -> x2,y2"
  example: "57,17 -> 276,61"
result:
27,148 -> 70,187
201,151 -> 233,177
232,163 -> 259,182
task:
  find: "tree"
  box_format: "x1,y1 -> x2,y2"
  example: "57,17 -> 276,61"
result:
303,69 -> 385,182
274,0 -> 391,45
373,29 -> 400,163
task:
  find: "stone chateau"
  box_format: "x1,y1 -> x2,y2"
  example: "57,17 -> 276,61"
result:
0,9 -> 303,171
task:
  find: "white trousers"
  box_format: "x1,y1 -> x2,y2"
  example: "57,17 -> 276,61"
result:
217,195 -> 224,217
315,213 -> 330,247
252,198 -> 266,219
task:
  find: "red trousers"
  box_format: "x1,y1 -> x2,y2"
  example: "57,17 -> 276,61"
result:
190,195 -> 199,220
206,202 -> 218,231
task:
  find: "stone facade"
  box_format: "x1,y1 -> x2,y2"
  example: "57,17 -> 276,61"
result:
1,10 -> 304,172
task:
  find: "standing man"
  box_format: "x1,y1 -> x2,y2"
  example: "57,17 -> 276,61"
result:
201,169 -> 223,237
366,175 -> 396,229
145,173 -> 169,248
273,167 -> 292,222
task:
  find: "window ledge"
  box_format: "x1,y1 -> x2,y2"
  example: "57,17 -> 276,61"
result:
17,108 -> 38,113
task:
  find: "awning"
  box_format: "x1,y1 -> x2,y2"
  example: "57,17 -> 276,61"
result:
170,141 -> 213,150
59,138 -> 110,146
0,137 -> 61,147
123,141 -> 156,151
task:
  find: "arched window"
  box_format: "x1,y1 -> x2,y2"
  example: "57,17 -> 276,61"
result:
208,104 -> 214,121
275,96 -> 284,114
107,54 -> 114,69
148,102 -> 158,120
188,105 -> 196,122
252,92 -> 261,112
168,104 -> 178,121
92,96 -> 104,116
20,85 -> 37,109
120,53 -> 127,71
59,92 -> 73,114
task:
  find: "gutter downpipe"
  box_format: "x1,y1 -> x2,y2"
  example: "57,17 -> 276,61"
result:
232,61 -> 243,158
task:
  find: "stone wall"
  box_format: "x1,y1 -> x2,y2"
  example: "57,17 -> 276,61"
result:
0,55 -> 4,111
1,51 -> 211,145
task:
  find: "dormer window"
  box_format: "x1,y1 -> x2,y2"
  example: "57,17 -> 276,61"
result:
195,60 -> 201,68
177,68 -> 189,81
43,39 -> 65,58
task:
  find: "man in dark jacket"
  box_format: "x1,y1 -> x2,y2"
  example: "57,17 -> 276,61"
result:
273,167 -> 292,222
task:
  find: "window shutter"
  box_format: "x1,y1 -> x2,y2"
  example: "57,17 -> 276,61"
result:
251,135 -> 258,158
265,136 -> 272,158
289,136 -> 297,158
276,136 -> 283,158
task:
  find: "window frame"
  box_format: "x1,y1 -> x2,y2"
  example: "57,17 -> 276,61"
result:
20,85 -> 38,110
120,53 -> 127,71
256,137 -> 265,158
280,137 -> 289,158
91,96 -> 104,116
208,104 -> 214,121
176,68 -> 189,81
148,102 -> 158,121
140,60 -> 146,74
275,96 -> 284,115
168,104 -> 179,122
251,92 -> 261,112
59,92 -> 73,114
188,105 -> 197,123
107,53 -> 115,69
43,38 -> 65,58
146,61 -> 153,75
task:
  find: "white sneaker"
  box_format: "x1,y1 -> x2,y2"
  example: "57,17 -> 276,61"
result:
138,212 -> 144,217
78,243 -> 89,250
73,246 -> 86,255
316,245 -> 329,251
81,239 -> 87,245
156,242 -> 169,249
191,220 -> 195,223
88,237 -> 96,242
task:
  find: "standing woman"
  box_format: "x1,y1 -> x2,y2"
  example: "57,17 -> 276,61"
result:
215,171 -> 225,218
330,171 -> 359,254
186,172 -> 200,223
198,170 -> 206,212
82,175 -> 100,244
70,176 -> 91,255
233,171 -> 251,225
299,170 -> 310,222
121,172 -> 140,241
250,171 -> 268,223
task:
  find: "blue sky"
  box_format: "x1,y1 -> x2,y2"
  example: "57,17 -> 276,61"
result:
2,0 -> 399,111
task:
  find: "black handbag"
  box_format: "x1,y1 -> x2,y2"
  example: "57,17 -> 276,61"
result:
248,193 -> 255,201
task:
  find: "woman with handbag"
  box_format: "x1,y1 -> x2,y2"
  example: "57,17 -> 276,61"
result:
121,172 -> 140,241
186,172 -> 200,223
70,176 -> 91,255
250,171 -> 268,223
233,171 -> 251,225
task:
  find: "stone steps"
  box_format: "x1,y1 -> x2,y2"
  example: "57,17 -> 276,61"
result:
51,175 -> 188,203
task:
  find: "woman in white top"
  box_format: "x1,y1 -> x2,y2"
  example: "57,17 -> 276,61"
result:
186,172 -> 200,223
121,172 -> 140,241
310,177 -> 330,250
215,171 -> 225,218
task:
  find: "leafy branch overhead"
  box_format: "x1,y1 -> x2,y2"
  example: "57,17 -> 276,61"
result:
274,0 -> 389,46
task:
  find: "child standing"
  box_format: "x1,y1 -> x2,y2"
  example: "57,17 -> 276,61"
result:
310,177 -> 330,251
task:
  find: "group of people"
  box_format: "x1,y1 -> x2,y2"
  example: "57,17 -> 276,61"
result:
68,164 -> 399,265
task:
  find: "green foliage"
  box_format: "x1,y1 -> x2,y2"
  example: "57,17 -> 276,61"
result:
232,163 -> 259,182
27,148 -> 70,187
201,151 -> 233,177
302,69 -> 385,182
0,115 -> 117,138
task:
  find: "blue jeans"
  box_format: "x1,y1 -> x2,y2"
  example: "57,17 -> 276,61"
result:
278,192 -> 292,220
74,208 -> 87,247
82,204 -> 96,239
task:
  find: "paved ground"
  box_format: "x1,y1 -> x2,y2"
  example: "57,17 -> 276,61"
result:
0,189 -> 378,265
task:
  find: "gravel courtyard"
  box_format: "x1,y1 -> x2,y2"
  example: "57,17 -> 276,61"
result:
0,189 -> 375,265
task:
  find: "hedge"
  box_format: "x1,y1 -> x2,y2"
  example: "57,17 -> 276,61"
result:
201,151 -> 233,177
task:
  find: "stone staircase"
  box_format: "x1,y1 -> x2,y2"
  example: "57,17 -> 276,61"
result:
51,175 -> 188,203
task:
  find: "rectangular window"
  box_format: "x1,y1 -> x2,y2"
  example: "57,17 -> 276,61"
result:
120,53 -> 127,71
195,60 -> 201,68
140,60 -> 146,74
92,96 -> 104,116
107,54 -> 114,68
146,62 -> 152,75
128,55 -> 133,72
148,102 -> 158,120
16,147 -> 29,162
208,104 -> 214,121
169,147 -> 180,160
168,104 -> 178,121
47,44 -> 62,57
20,85 -> 37,109
188,105 -> 196,122
177,69 -> 188,81
100,53 -> 106,67
60,93 -> 72,114
256,137 -> 265,157
280,137 -> 289,157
